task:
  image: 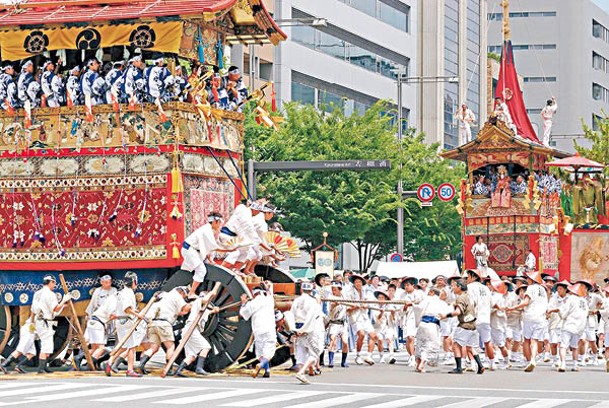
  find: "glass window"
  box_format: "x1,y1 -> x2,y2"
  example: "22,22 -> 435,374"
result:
348,44 -> 377,72
350,0 -> 376,17
291,82 -> 316,106
379,2 -> 408,32
291,25 -> 316,49
319,31 -> 346,60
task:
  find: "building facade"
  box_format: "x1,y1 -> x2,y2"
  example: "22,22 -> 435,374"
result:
488,0 -> 609,152
272,0 -> 416,125
418,0 -> 488,149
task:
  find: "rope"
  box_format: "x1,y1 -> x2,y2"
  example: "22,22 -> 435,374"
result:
273,294 -> 412,306
205,146 -> 247,201
514,0 -> 553,96
464,1 -> 498,100
225,152 -> 253,201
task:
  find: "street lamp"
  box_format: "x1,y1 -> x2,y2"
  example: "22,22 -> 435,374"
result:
395,74 -> 459,256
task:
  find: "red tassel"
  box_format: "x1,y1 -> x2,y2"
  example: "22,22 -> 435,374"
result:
24,117 -> 31,128
4,99 -> 15,115
111,94 -> 119,112
212,85 -> 219,102
208,122 -> 213,142
40,95 -> 47,108
271,82 -> 277,112
128,94 -> 137,111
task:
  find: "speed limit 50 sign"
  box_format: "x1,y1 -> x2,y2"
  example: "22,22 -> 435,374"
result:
437,183 -> 456,202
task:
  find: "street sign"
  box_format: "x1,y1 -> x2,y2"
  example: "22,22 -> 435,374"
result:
254,160 -> 391,172
437,183 -> 456,202
417,183 -> 435,203
389,253 -> 403,262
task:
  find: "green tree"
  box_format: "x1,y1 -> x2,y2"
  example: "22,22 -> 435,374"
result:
575,115 -> 609,178
244,101 -> 464,271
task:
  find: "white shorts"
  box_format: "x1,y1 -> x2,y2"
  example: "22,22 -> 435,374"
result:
581,327 -> 596,342
184,329 -> 212,359
116,318 -> 146,349
224,246 -> 249,265
522,321 -> 546,341
506,325 -> 522,342
328,322 -> 348,338
549,329 -> 562,344
402,318 -> 417,338
299,332 -> 323,360
477,322 -> 492,344
350,318 -> 374,335
604,331 -> 609,348
377,326 -> 397,341
84,319 -> 107,345
193,263 -> 207,283
254,331 -> 277,360
246,246 -> 263,262
491,328 -> 506,347
16,324 -> 37,355
440,317 -> 457,337
453,327 -> 479,348
561,331 -> 581,349
35,319 -> 56,355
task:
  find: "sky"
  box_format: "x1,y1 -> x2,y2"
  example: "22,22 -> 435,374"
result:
593,0 -> 609,13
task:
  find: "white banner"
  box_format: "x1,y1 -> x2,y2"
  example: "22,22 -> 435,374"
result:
315,250 -> 335,277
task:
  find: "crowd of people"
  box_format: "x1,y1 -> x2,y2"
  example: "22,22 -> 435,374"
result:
0,56 -> 248,112
3,200 -> 609,383
472,167 -> 563,197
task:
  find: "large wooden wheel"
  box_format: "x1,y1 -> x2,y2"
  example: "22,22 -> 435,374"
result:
254,264 -> 296,284
162,265 -> 252,373
0,306 -> 13,356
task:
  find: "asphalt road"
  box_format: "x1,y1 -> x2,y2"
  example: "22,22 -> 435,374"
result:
1,354 -> 609,407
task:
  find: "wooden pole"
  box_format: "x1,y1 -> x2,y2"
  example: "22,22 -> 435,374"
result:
58,274 -> 96,371
110,291 -> 160,357
161,282 -> 222,378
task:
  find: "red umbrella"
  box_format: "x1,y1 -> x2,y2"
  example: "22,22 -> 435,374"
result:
546,152 -> 605,170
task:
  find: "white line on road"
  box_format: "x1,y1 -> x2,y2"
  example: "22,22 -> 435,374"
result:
359,395 -> 444,408
91,387 -> 189,402
590,402 -> 609,407
220,391 -> 326,407
515,400 -> 572,408
154,388 -> 267,404
441,397 -> 510,408
282,392 -> 379,408
0,383 -> 39,390
23,385 -> 146,403
0,383 -> 91,398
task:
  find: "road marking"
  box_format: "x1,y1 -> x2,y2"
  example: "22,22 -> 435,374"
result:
590,402 -> 609,407
221,391 -> 326,407
154,388 -> 266,404
360,395 -> 444,408
0,383 -> 90,398
515,400 -> 572,408
0,383 -> 39,390
23,385 -> 145,402
92,387 -> 188,402
282,393 -> 378,408
441,398 -> 509,408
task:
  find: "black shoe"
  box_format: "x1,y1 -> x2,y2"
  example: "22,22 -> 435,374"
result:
13,365 -> 26,374
448,368 -> 463,374
0,365 -> 7,374
262,371 -> 270,378
477,366 -> 485,375
389,358 -> 396,365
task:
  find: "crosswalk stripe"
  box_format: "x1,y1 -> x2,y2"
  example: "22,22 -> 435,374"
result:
92,387 -> 189,402
282,393 -> 379,408
220,391 -> 326,407
440,398 -> 509,408
23,385 -> 146,403
154,389 -> 267,405
0,383 -> 91,398
0,383 -> 38,390
590,402 -> 609,407
360,395 -> 444,408
515,400 -> 572,408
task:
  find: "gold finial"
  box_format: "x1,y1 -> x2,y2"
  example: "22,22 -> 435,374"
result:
501,0 -> 511,41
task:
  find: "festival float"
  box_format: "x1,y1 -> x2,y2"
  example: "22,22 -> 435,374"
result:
0,0 -> 293,372
441,2 -> 608,282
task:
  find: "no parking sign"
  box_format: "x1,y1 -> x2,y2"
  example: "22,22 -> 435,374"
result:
417,183 -> 435,203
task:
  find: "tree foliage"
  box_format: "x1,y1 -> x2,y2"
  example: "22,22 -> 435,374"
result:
244,101 -> 465,271
575,116 -> 609,178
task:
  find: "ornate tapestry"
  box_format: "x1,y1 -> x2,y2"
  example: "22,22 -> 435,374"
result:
183,175 -> 236,236
540,234 -> 558,271
487,234 -> 528,272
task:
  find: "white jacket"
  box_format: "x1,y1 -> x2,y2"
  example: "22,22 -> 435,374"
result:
559,295 -> 588,335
